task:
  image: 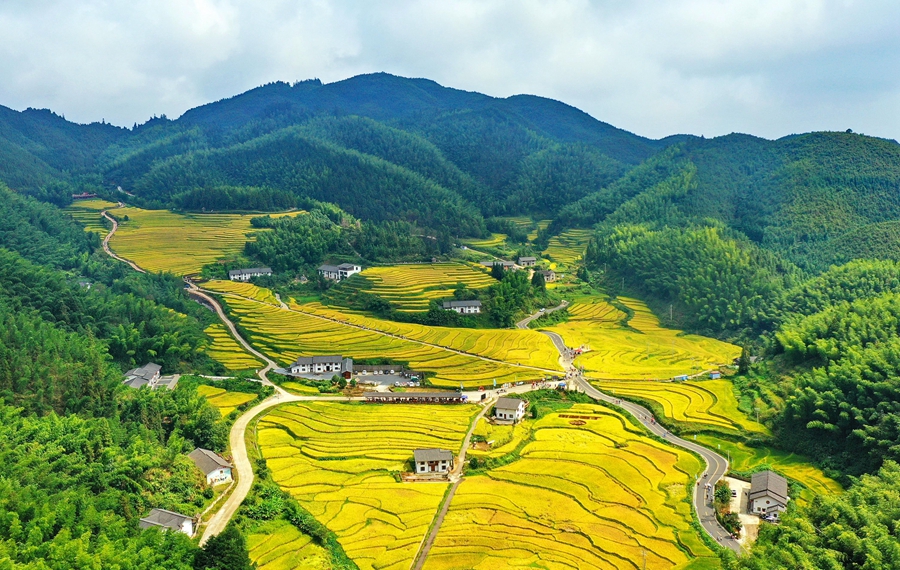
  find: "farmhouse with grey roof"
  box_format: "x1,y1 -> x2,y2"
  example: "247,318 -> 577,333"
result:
495,397 -> 527,423
442,299 -> 482,314
139,508 -> 195,536
228,267 -> 272,281
749,470 -> 789,518
188,448 -> 233,486
413,448 -> 454,474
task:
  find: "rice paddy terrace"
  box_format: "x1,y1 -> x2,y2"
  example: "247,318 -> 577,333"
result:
63,198 -> 119,237
197,384 -> 257,416
545,297 -> 740,380
543,228 -> 593,268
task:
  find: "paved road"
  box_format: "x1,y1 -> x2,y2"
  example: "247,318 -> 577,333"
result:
412,399 -> 495,570
538,330 -> 741,554
515,299 -> 569,329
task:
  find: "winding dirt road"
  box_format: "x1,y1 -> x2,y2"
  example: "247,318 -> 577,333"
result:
101,209 -> 146,273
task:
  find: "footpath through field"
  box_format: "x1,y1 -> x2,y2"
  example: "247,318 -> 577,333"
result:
101,207 -> 146,273
540,329 -> 743,554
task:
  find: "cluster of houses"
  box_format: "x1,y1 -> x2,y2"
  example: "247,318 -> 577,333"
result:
317,263 -> 362,281
122,363 -> 178,390
289,355 -> 355,378
139,447 -> 233,537
228,267 -> 273,281
479,258 -> 556,282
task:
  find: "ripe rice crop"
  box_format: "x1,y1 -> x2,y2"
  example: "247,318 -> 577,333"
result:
107,206 -> 303,275
217,294 -> 550,387
197,383 -> 256,416
247,519 -> 331,570
337,263 -> 496,312
547,296 -> 740,380
203,279 -> 280,306
424,404 -> 717,570
599,379 -> 769,434
63,199 -> 119,237
258,402 -> 477,570
543,228 -> 593,268
461,233 -> 507,249
204,324 -> 264,371
695,435 -> 842,505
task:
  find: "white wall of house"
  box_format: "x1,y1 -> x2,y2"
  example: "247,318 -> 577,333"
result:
415,460 -> 450,473
206,467 -> 232,486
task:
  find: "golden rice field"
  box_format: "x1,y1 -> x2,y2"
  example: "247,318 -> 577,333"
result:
528,219 -> 552,242
695,435 -> 842,505
469,418 -> 532,459
218,294 -> 547,387
343,263 -> 496,312
424,404 -> 717,570
63,199 -> 119,237
247,519 -> 331,570
461,233 -> 507,249
600,379 -> 769,434
296,301 -> 562,372
258,402 -> 477,570
204,324 -> 264,371
107,206 -> 303,275
196,384 -> 257,416
547,296 -> 740,380
543,228 -> 593,268
204,279 -> 281,306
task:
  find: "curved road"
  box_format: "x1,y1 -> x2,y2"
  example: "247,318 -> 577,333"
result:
540,330 -> 741,553
101,209 -> 146,273
515,299 -> 569,329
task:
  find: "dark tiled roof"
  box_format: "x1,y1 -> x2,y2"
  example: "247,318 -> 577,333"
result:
414,448 -> 453,462
496,397 -> 525,411
228,267 -> 272,277
749,470 -> 789,503
188,448 -> 232,475
442,300 -> 482,308
139,508 -> 192,532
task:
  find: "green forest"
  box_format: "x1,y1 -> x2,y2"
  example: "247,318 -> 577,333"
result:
2,72 -> 900,568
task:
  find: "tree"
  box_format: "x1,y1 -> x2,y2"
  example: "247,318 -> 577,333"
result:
531,270 -> 546,291
193,523 -> 253,570
491,262 -> 505,280
738,346 -> 751,374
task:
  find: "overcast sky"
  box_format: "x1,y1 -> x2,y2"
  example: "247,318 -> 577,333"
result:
0,0 -> 898,140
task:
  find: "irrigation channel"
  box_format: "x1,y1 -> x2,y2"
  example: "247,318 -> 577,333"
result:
100,211 -> 740,556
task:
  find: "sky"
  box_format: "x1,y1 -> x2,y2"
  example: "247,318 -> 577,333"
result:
0,0 -> 898,140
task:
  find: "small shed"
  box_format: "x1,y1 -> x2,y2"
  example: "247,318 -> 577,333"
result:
414,448 -> 454,474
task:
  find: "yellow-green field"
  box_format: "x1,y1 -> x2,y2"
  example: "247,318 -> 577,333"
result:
469,417 -> 532,459
695,435 -> 842,505
107,206 -> 303,275
204,279 -> 281,306
213,293 -> 555,387
340,263 -> 496,312
247,519 -> 331,570
547,296 -> 739,379
63,199 -> 119,237
461,233 -> 507,249
295,301 -> 562,372
204,324 -> 264,371
599,379 -> 769,435
259,402 -> 477,570
424,404 -> 717,570
543,228 -> 593,268
196,384 -> 256,416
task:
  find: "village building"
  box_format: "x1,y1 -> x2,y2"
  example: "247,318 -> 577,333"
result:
442,300 -> 482,314
317,263 -> 362,281
480,260 -> 517,270
227,267 -> 273,281
122,363 -> 164,389
537,269 -> 556,282
71,192 -> 98,200
139,509 -> 195,536
749,470 -> 789,518
290,355 -> 353,377
364,392 -> 467,404
518,256 -> 537,267
188,448 -> 233,486
495,397 -> 527,423
413,448 -> 454,474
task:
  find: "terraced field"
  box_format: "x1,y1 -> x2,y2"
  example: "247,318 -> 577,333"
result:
547,296 -> 739,380
247,519 -> 331,570
204,279 -> 281,306
694,435 -> 842,505
461,233 -> 507,249
258,402 -> 477,570
334,263 -> 496,312
107,207 -> 303,275
204,324 -> 264,371
599,379 -> 769,435
196,384 -> 256,416
425,404 -> 717,570
543,228 -> 593,268
63,199 -> 119,237
218,295 -> 548,387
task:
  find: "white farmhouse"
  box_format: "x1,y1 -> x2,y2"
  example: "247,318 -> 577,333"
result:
414,448 -> 454,474
442,300 -> 482,314
227,267 -> 273,281
139,509 -> 195,536
495,397 -> 527,423
749,470 -> 789,518
317,263 -> 361,281
290,355 -> 353,377
188,448 -> 233,486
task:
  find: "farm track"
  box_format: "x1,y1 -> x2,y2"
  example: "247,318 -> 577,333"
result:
515,299 -> 569,329
100,209 -> 146,273
540,329 -> 742,554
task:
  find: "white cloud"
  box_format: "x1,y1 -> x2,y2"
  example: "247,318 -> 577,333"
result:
0,0 -> 897,139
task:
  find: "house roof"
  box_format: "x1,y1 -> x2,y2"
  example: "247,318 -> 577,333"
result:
123,363 -> 161,389
318,264 -> 339,272
364,392 -> 464,400
188,448 -> 232,475
292,355 -> 345,365
318,263 -> 360,272
228,267 -> 272,277
414,448 -> 453,462
538,270 -> 555,276
749,470 -> 789,504
496,397 -> 525,411
139,508 -> 193,531
480,260 -> 516,267
518,256 -> 537,262
442,300 -> 482,308
336,263 -> 359,270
